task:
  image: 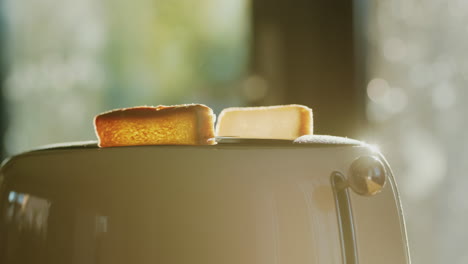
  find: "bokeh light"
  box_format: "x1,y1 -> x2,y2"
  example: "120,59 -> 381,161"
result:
366,1 -> 468,263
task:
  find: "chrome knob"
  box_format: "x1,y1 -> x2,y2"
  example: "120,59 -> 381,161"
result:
348,155 -> 386,196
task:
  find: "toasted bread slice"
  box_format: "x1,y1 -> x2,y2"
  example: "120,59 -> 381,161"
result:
94,104 -> 215,147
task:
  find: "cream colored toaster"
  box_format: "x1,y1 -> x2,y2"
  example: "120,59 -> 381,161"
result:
0,135 -> 410,264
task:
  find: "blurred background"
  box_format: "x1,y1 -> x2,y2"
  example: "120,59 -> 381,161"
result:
0,0 -> 467,263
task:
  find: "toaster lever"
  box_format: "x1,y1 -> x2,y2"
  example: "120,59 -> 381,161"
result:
331,155 -> 387,264
348,156 -> 386,196
331,172 -> 358,264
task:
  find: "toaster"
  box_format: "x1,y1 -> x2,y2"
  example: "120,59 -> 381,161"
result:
0,135 -> 410,264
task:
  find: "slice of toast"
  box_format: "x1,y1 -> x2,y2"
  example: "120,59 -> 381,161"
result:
94,104 -> 215,147
216,105 -> 313,140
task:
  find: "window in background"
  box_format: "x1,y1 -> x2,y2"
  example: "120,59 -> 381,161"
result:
365,1 -> 468,264
2,0 -> 249,154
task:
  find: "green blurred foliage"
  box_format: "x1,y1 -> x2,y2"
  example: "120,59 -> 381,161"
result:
2,0 -> 249,154
104,0 -> 250,109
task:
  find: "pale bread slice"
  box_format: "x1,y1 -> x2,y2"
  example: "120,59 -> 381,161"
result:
216,105 -> 313,140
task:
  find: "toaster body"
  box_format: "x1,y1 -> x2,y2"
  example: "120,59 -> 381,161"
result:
0,137 -> 410,264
